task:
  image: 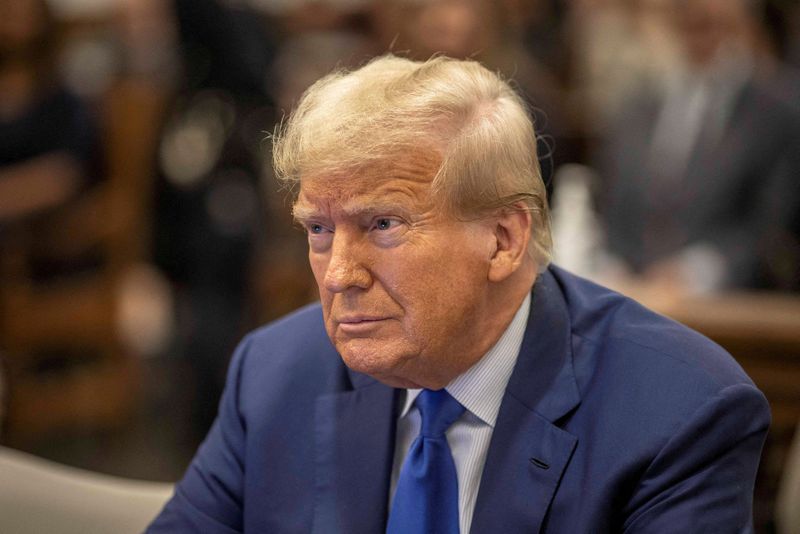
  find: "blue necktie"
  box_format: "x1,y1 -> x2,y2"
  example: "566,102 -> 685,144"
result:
387,388 -> 465,534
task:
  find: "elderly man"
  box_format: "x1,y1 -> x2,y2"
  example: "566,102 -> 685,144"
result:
148,55 -> 769,533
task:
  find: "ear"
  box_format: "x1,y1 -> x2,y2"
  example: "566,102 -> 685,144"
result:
488,203 -> 532,283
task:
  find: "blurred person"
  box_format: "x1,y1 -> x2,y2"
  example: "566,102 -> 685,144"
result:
0,0 -> 100,226
114,0 -> 180,85
0,0 -> 105,455
566,0 -> 682,135
504,0 -> 569,80
152,0 -> 278,441
597,0 -> 800,293
149,54 -> 769,533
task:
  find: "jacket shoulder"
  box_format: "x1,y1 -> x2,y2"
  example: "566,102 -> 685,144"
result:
550,266 -> 756,392
231,303 -> 346,408
247,302 -> 329,350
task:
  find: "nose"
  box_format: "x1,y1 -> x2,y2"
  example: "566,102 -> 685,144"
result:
323,232 -> 372,293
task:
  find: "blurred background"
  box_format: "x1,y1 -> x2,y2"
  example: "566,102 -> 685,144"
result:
0,0 -> 798,531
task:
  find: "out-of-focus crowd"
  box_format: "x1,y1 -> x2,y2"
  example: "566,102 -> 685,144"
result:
1,0 -> 799,489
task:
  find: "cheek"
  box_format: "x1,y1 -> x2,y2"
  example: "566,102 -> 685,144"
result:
309,252 -> 328,288
309,254 -> 333,311
394,251 -> 488,327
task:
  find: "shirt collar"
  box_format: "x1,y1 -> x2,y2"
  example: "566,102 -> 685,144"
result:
399,292 -> 531,428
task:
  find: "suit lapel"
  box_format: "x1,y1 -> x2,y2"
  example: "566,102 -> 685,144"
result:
469,400 -> 578,533
312,370 -> 399,534
471,269 -> 581,533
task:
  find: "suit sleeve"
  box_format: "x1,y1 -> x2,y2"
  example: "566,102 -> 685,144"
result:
146,335 -> 254,534
622,382 -> 771,533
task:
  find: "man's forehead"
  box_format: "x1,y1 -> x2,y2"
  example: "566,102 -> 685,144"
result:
294,152 -> 441,213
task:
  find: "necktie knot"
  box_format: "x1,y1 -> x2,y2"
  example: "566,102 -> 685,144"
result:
417,389 -> 465,438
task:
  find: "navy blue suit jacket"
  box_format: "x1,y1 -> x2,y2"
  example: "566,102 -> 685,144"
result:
148,267 -> 770,533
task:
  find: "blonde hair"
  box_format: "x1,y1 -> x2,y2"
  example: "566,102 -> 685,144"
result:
272,54 -> 552,267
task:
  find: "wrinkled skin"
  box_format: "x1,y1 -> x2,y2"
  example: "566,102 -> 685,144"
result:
293,155 -> 534,389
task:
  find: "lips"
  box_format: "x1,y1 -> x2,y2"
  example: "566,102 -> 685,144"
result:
337,315 -> 385,324
336,316 -> 390,335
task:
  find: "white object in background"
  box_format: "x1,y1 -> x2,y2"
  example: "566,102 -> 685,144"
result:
550,164 -> 603,279
776,423 -> 800,534
117,263 -> 175,358
0,446 -> 173,534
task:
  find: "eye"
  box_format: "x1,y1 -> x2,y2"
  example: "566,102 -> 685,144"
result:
373,218 -> 400,231
304,221 -> 333,252
306,222 -> 330,235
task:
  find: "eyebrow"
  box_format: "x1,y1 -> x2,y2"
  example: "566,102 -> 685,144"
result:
291,203 -> 321,223
292,198 -> 415,222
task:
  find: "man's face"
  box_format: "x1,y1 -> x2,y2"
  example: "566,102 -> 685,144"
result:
294,154 -> 498,389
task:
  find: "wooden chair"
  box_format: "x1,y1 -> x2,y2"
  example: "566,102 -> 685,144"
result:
0,80 -> 168,444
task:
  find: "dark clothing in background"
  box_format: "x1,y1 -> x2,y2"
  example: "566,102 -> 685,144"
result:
600,76 -> 800,290
0,87 -> 103,280
0,88 -> 98,183
153,0 -> 277,440
172,0 -> 276,99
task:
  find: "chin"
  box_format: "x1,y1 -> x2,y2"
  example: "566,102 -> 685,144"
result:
336,339 -> 418,387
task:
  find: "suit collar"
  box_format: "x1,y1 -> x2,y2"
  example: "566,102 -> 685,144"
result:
313,351 -> 397,533
507,267 -> 581,422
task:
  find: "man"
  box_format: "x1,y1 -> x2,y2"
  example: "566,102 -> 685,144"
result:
599,0 -> 800,292
148,55 -> 770,533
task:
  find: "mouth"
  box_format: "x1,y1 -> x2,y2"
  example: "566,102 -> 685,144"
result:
336,316 -> 390,335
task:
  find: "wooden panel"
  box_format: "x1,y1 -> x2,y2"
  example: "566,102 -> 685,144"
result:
2,277 -> 118,353
4,357 -> 140,445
